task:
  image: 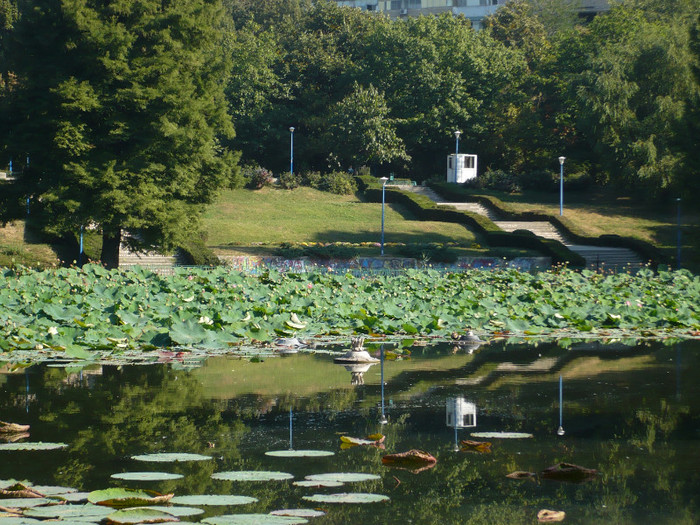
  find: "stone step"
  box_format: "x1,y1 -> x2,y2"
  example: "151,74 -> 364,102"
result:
494,221 -> 567,243
436,201 -> 499,220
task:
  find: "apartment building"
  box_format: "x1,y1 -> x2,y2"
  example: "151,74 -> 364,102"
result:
334,1 -> 610,29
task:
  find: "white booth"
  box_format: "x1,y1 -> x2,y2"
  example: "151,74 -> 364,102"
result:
446,397 -> 477,429
446,154 -> 478,183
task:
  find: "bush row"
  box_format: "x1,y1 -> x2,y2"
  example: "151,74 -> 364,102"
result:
240,165 -> 358,195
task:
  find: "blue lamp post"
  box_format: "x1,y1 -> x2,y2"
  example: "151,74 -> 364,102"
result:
454,130 -> 461,183
558,156 -> 566,216
380,177 -> 388,256
289,127 -> 295,176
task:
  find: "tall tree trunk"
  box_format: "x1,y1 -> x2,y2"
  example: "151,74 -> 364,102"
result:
101,228 -> 121,269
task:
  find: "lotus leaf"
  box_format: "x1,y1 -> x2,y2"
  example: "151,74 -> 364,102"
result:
170,495 -> 257,506
211,471 -> 294,482
104,508 -> 179,524
147,506 -> 203,517
111,473 -> 184,481
470,432 -> 533,439
202,515 -> 307,525
24,504 -> 113,520
87,489 -> 174,508
292,480 -> 343,488
304,473 -> 380,483
269,509 -> 325,518
0,442 -> 68,451
301,493 -> 390,504
264,450 -> 334,458
131,453 -> 212,463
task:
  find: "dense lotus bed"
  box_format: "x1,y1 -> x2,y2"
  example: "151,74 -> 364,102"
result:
1,264 -> 698,359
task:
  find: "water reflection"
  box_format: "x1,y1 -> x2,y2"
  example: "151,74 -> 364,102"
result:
1,338 -> 699,524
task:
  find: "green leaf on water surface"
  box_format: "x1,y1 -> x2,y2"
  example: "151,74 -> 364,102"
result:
211,471 -> 294,482
0,442 -> 68,451
292,480 -> 343,488
470,432 -> 533,439
202,515 -> 307,525
147,507 -> 203,517
24,504 -> 113,520
0,498 -> 52,508
110,473 -> 184,481
170,495 -> 257,506
54,492 -> 90,503
131,453 -> 212,463
87,488 -> 174,508
269,510 -> 325,518
168,320 -> 210,346
304,473 -> 380,483
264,450 -> 334,458
104,508 -> 179,524
301,493 -> 389,504
0,518 -> 43,525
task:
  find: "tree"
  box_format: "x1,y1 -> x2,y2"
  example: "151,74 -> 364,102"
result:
2,0 -> 238,267
323,82 -> 409,170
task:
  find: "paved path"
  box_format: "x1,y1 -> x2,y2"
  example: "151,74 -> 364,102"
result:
402,185 -> 644,270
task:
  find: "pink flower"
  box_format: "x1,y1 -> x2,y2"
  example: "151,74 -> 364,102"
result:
307,283 -> 313,290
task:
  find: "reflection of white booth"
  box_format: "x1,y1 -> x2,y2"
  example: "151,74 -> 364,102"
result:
446,154 -> 478,183
446,397 -> 477,428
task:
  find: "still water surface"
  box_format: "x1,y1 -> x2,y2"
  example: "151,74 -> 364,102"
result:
1,339 -> 699,524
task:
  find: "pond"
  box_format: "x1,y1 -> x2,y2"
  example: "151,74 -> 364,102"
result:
1,338 -> 699,525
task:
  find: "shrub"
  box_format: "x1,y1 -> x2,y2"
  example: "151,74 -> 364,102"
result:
179,238 -> 221,266
321,171 -> 357,195
274,242 -> 358,260
246,167 -> 274,189
302,170 -> 323,189
274,242 -> 306,259
278,171 -> 301,190
477,169 -> 521,193
520,169 -> 555,191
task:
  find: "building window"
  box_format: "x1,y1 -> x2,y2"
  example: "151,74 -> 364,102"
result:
391,0 -> 402,9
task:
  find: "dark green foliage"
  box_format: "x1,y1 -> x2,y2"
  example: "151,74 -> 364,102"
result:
274,242 -> 358,260
302,171 -> 324,189
179,238 -> 221,266
2,0 -> 238,267
320,171 -> 357,195
278,171 -> 301,190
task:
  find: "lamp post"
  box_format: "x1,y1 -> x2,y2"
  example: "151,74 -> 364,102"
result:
454,130 -> 461,183
289,127 -> 295,176
558,156 -> 566,216
379,344 -> 388,425
380,177 -> 388,256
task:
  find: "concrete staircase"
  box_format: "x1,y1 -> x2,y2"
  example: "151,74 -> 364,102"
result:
404,186 -> 645,270
118,245 -> 183,273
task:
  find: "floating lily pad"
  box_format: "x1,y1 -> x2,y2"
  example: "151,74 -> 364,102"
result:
87,488 -> 174,508
105,507 -> 179,524
302,493 -> 390,504
0,498 -> 52,508
470,432 -> 534,439
170,495 -> 258,506
0,518 -> 43,525
147,506 -> 203,517
304,473 -> 380,483
31,485 -> 78,495
292,480 -> 343,488
0,442 -> 68,451
270,509 -> 326,518
54,492 -> 90,502
131,453 -> 212,463
202,515 -> 307,525
211,471 -> 294,482
111,473 -> 184,481
23,504 -> 113,520
264,450 -> 334,458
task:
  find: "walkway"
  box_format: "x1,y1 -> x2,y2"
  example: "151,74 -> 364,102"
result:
403,185 -> 644,270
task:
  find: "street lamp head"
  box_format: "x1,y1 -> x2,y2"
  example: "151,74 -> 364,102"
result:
380,176 -> 389,185
454,130 -> 461,139
289,126 -> 295,133
558,156 -> 566,165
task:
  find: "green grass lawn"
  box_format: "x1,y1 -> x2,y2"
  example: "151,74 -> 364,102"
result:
0,221 -> 60,268
202,186 -> 533,258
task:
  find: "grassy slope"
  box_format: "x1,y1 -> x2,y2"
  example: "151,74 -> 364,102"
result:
0,221 -> 60,268
201,186 -> 533,258
465,188 -> 700,272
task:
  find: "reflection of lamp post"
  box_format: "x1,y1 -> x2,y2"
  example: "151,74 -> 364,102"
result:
380,177 -> 388,256
558,156 -> 565,216
289,407 -> 293,450
289,127 -> 295,176
380,344 -> 388,424
557,375 -> 565,436
454,130 -> 461,183
676,198 -> 682,270
79,225 -> 84,266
